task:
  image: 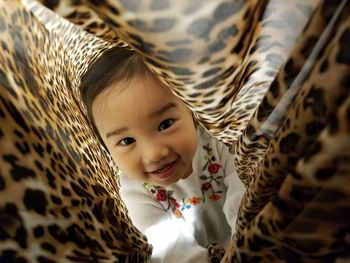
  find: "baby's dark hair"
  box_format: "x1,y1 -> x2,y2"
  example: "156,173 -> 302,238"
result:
80,46 -> 151,123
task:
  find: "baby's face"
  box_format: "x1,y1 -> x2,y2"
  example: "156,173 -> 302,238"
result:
92,74 -> 198,186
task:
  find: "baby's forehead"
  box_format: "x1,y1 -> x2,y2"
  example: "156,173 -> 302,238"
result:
112,74 -> 174,97
94,77 -> 177,112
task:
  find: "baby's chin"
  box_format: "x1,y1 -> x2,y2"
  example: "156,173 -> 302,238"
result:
151,173 -> 193,187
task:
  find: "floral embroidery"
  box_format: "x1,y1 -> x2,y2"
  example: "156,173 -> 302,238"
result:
144,184 -> 186,217
144,143 -> 224,217
190,197 -> 201,205
156,189 -> 167,201
199,143 -> 223,202
209,193 -> 221,201
208,163 -> 220,174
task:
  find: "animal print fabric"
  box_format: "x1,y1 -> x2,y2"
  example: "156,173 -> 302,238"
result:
1,0 -> 349,262
0,1 -> 151,262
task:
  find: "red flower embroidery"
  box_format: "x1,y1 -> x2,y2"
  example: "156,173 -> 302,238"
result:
170,197 -> 181,208
201,182 -> 212,191
209,194 -> 221,201
208,163 -> 221,174
156,189 -> 167,201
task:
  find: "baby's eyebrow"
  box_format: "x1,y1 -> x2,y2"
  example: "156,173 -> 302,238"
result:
149,102 -> 177,118
106,127 -> 128,139
105,103 -> 176,139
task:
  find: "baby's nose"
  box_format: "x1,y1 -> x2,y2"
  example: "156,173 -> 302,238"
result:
143,142 -> 170,164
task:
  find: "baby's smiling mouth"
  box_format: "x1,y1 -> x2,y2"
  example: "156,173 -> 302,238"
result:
151,161 -> 176,173
146,158 -> 176,172
147,160 -> 177,179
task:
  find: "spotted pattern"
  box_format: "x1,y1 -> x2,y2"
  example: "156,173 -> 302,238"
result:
1,0 -> 350,262
0,1 -> 151,262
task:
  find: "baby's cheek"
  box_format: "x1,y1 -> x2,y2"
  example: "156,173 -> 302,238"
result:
182,132 -> 198,159
110,153 -> 126,172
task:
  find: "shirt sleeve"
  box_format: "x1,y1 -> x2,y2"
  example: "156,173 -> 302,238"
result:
120,175 -> 209,263
214,139 -> 246,236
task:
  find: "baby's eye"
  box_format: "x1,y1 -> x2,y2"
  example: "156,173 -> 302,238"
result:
118,137 -> 135,146
159,119 -> 174,131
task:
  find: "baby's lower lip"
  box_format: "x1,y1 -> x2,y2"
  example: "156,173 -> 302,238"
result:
150,161 -> 177,179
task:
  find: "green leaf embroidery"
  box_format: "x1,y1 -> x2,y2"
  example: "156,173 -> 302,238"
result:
200,175 -> 209,180
202,162 -> 209,171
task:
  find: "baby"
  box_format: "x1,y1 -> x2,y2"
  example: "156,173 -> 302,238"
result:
80,47 -> 244,262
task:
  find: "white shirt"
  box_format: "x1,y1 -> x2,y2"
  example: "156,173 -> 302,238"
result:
120,128 -> 245,262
